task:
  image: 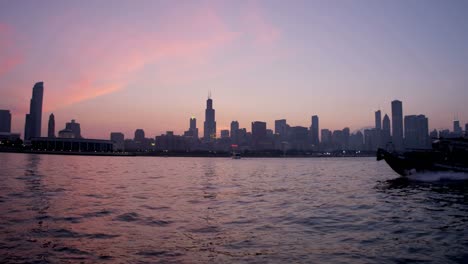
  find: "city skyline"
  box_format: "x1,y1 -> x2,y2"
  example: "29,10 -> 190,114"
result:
1,1 -> 468,138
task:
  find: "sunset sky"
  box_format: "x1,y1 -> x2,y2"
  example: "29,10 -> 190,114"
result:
1,0 -> 467,139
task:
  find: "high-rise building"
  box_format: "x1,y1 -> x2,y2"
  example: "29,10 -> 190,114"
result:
0,110 -> 11,133
230,121 -> 239,144
65,120 -> 82,138
310,115 -> 319,146
274,119 -> 288,140
289,126 -> 309,150
48,113 -> 55,138
381,114 -> 391,146
203,96 -> 216,142
252,121 -> 267,150
429,129 -> 438,139
375,110 -> 381,130
134,129 -> 145,143
404,115 -> 429,149
110,132 -> 125,151
188,117 -> 198,138
391,100 -> 403,150
221,130 -> 230,138
453,120 -> 462,136
320,129 -> 332,149
342,127 -> 350,150
24,82 -> 44,140
465,123 -> 468,137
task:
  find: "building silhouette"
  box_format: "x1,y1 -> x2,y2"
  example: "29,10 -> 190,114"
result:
134,129 -> 145,143
404,115 -> 429,149
65,120 -> 82,138
375,110 -> 381,130
24,82 -> 44,140
203,96 -> 216,142
465,123 -> 468,137
189,117 -> 198,139
391,100 -> 404,150
252,121 -> 267,150
310,115 -> 319,146
48,113 -> 55,138
453,120 -> 462,136
110,132 -> 125,151
381,114 -> 391,147
274,119 -> 288,140
230,121 -> 239,144
0,110 -> 11,133
221,129 -> 229,138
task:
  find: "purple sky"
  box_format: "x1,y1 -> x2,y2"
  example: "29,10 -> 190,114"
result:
0,0 -> 467,139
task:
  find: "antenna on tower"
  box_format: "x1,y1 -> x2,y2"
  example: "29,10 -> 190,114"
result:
208,90 -> 211,99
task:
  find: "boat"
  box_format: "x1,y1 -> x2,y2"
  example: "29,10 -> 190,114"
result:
377,138 -> 468,176
232,152 -> 241,159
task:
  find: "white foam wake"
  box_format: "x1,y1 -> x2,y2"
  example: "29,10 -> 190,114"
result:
407,171 -> 468,182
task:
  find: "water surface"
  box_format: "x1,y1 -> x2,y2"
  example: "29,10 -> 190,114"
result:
0,153 -> 467,263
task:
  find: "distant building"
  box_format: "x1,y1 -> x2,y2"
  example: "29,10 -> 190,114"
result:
404,115 -> 429,149
156,131 -> 189,151
310,115 -> 319,146
31,137 -> 113,152
24,82 -> 44,141
289,126 -> 309,151
375,110 -> 381,130
110,132 -> 125,151
58,129 -> 75,138
274,119 -> 288,140
321,129 -> 332,150
391,100 -> 404,150
48,113 -> 55,138
453,120 -> 462,136
134,129 -> 145,143
465,123 -> 468,137
349,131 -> 364,150
203,96 -> 216,142
252,121 -> 267,150
0,110 -> 11,133
65,120 -> 82,138
230,121 -> 239,144
429,129 -> 438,139
381,114 -> 391,147
184,117 -> 199,139
221,129 -> 230,138
439,129 -> 450,138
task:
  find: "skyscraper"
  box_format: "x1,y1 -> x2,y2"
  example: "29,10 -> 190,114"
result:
230,121 -> 239,144
310,115 -> 319,146
48,113 -> 55,138
24,82 -> 44,140
203,96 -> 216,142
382,114 -> 391,146
375,110 -> 381,130
252,121 -> 267,150
0,110 -> 11,133
465,123 -> 468,137
189,117 -> 198,139
404,115 -> 429,149
391,100 -> 403,150
453,120 -> 462,136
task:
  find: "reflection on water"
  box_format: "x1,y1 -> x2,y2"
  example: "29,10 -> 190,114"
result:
0,153 -> 467,263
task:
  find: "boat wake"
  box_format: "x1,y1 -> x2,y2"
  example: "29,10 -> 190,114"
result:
407,171 -> 468,182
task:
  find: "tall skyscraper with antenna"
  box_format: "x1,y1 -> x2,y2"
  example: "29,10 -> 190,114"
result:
203,93 -> 216,142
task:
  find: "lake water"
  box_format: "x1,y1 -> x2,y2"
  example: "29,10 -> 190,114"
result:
0,153 -> 467,263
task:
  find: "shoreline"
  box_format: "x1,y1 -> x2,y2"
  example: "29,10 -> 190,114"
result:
0,148 -> 376,158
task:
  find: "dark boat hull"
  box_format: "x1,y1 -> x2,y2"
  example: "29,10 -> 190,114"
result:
377,148 -> 468,176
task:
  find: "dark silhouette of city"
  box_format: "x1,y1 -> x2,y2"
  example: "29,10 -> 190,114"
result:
0,82 -> 467,156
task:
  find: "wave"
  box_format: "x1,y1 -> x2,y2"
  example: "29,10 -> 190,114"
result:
407,171 -> 468,182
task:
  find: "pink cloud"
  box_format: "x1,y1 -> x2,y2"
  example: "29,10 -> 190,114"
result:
0,23 -> 22,76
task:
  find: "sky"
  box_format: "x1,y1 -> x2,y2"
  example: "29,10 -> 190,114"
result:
0,0 -> 467,139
